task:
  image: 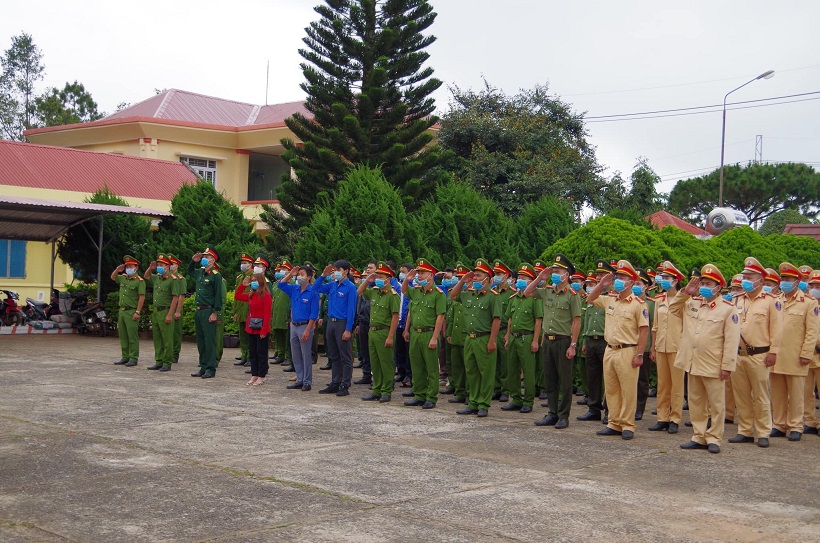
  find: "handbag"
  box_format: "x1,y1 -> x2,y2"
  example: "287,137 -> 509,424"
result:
248,317 -> 264,330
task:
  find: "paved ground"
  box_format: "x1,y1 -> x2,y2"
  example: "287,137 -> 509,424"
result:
0,335 -> 818,542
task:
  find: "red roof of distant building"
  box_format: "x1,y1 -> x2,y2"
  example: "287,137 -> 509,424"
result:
25,89 -> 311,136
783,224 -> 820,240
0,140 -> 199,201
646,210 -> 709,236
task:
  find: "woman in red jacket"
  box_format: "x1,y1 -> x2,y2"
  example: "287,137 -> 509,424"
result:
235,255 -> 273,385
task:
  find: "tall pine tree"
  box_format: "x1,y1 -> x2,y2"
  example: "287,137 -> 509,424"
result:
264,0 -> 446,237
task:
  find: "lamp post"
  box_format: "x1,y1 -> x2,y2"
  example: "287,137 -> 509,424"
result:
718,69 -> 774,206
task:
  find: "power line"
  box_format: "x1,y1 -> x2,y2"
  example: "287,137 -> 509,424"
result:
658,160 -> 820,182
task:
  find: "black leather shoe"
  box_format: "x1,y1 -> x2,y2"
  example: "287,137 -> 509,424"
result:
422,401 -> 436,409
318,385 -> 339,394
233,360 -> 245,365
602,414 -> 609,425
283,365 -> 295,372
535,414 -> 559,427
448,397 -> 466,404
788,431 -> 801,442
501,403 -> 523,411
379,394 -> 391,402
498,394 -> 509,403
476,409 -> 488,417
125,361 -> 137,367
634,411 -> 643,421
541,402 -> 550,408
648,422 -> 670,432
319,363 -> 332,370
770,428 -> 786,438
757,437 -> 769,448
401,391 -> 415,397
286,382 -> 304,389
147,365 -> 162,370
728,434 -> 754,443
648,388 -> 657,398
725,419 -> 734,424
404,398 -> 423,406
440,388 -> 455,395
621,430 -> 634,440
491,392 -> 502,401
245,369 -> 252,374
707,443 -> 720,454
114,359 -> 128,365
668,422 -> 679,434
803,425 -> 819,435
651,409 -> 658,415
538,391 -> 548,400
335,387 -> 349,397
361,393 -> 380,401
301,384 -> 311,391
596,427 -> 622,436
520,406 -> 532,413
682,400 -> 689,410
680,441 -> 708,450
394,374 -> 405,382
576,396 -> 588,405
577,411 -> 601,421
191,371 -> 204,377
554,418 -> 569,429
456,407 -> 478,415
201,372 -> 215,379
684,421 -> 692,427
354,377 -> 372,385
401,379 -> 412,388
173,357 -> 179,364
243,362 -> 251,367
159,366 -> 171,372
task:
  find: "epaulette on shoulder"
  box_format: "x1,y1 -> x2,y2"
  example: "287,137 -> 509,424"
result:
435,286 -> 444,294
722,298 -> 734,305
509,292 -> 518,299
489,288 -> 499,295
636,297 -> 645,304
137,276 -> 144,281
390,288 -> 398,295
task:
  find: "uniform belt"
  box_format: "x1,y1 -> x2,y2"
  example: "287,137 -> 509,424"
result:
197,305 -> 213,310
545,334 -> 569,341
370,325 -> 389,331
292,321 -> 309,326
330,317 -> 346,322
608,343 -> 637,350
467,332 -> 491,339
120,306 -> 135,311
586,335 -> 604,340
512,330 -> 534,338
739,345 -> 770,356
413,327 -> 435,333
154,306 -> 169,311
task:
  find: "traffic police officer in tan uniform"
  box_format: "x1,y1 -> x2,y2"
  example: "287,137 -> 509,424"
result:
803,270 -> 820,436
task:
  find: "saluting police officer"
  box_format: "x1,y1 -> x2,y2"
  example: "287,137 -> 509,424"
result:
168,254 -> 186,364
445,263 -> 469,404
189,246 -> 224,379
145,254 -> 179,372
111,255 -> 146,367
577,261 -> 611,422
492,260 -> 514,402
803,270 -> 820,436
358,262 -> 400,403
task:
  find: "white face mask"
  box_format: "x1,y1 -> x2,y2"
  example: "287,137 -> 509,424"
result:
170,264 -> 178,273
253,266 -> 264,275
240,263 -> 250,272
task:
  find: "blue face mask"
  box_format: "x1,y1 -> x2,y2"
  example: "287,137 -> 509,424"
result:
762,286 -> 773,293
490,275 -> 502,286
275,270 -> 286,280
741,279 -> 756,292
658,278 -> 673,291
399,273 -> 406,282
472,281 -> 484,290
613,279 -> 627,293
515,279 -> 527,290
417,279 -> 428,287
250,280 -> 259,290
374,279 -> 386,289
723,293 -> 734,302
332,271 -> 343,282
631,285 -> 644,297
810,288 -> 820,299
156,266 -> 165,275
551,273 -> 562,285
699,286 -> 716,299
779,281 -> 795,294
798,281 -> 808,291
570,282 -> 582,292
200,258 -> 209,267
125,267 -> 136,276
585,286 -> 594,294
442,278 -> 457,288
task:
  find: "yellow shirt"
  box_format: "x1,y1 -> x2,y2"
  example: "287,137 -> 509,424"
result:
652,291 -> 683,353
773,292 -> 819,376
591,293 -> 648,346
734,290 -> 782,355
670,292 -> 740,377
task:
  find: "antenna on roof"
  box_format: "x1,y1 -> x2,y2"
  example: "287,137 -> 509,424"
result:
265,60 -> 270,106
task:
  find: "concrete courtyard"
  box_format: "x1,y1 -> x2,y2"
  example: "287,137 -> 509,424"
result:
0,334 -> 818,542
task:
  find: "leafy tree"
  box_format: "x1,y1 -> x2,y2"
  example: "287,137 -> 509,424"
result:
667,162 -> 820,227
271,0 -> 447,236
35,81 -> 104,126
758,208 -> 813,236
515,196 -> 578,260
294,165 -> 419,267
437,81 -> 603,215
151,181 -> 261,290
411,179 -> 517,270
56,187 -> 152,297
0,32 -> 45,140
596,159 -> 663,216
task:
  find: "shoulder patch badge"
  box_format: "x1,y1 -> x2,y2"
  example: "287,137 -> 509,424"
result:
814,306 -> 819,316
642,308 -> 648,319
774,301 -> 782,311
731,314 -> 739,324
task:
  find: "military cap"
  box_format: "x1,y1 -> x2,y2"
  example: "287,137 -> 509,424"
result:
742,257 -> 765,276
551,254 -> 576,276
585,270 -> 598,283
659,261 -> 685,282
376,261 -> 395,277
635,268 -> 652,285
203,245 -> 219,262
123,255 -> 139,266
239,253 -> 254,264
533,260 -> 547,273
779,262 -> 801,279
808,270 -> 820,285
596,259 -> 615,274
614,260 -> 638,281
254,254 -> 271,269
416,258 -> 437,274
156,254 -> 171,265
700,264 -> 726,287
646,268 -> 656,281
571,270 -> 587,282
455,262 -> 469,277
473,258 -> 493,276
690,267 -> 701,279
493,260 -> 512,276
167,254 -> 182,266
731,274 -> 743,287
798,265 -> 814,279
764,267 -> 780,282
517,262 -> 536,280
349,266 -> 361,278
655,262 -> 665,273
278,259 -> 293,271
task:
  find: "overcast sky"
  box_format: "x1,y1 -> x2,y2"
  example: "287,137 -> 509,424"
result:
3,0 -> 819,195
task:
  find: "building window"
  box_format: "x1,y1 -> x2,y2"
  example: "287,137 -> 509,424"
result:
0,239 -> 26,278
247,153 -> 289,201
180,157 -> 217,187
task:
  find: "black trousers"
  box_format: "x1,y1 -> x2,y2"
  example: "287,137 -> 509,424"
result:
584,337 -> 607,415
326,319 -> 353,388
394,327 -> 411,379
542,336 -> 573,419
637,356 -> 650,414
249,332 -> 269,377
357,323 -> 371,378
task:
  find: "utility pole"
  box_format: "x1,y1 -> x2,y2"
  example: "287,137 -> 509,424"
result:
754,135 -> 763,164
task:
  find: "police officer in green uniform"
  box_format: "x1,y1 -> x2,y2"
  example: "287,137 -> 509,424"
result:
492,260 -> 513,402
577,265 -> 608,422
213,262 -> 228,366
233,253 -> 255,366
634,267 -> 655,420
111,255 -> 145,366
532,260 -> 549,399
358,262 -> 400,402
168,254 -> 186,363
570,271 -> 589,399
272,260 -> 293,367
501,263 -> 543,413
444,263 -> 469,403
402,259 -> 447,409
449,258 -> 503,418
189,246 -> 223,379
526,254 -> 582,429
145,254 -> 179,372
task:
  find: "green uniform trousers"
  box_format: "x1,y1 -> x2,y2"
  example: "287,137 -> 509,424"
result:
409,330 -> 439,404
173,315 -> 182,361
273,328 -> 291,362
535,346 -> 546,395
152,309 -> 174,367
464,335 -> 497,411
542,336 -> 574,419
238,323 -> 249,362
447,342 -> 467,400
214,316 -> 225,366
195,308 -> 217,374
494,334 -> 509,395
118,308 -> 140,362
368,328 -> 394,397
506,333 -> 537,407
573,355 -> 588,395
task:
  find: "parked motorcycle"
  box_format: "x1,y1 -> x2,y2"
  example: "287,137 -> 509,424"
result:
68,291 -> 108,337
25,297 -> 49,322
0,290 -> 27,326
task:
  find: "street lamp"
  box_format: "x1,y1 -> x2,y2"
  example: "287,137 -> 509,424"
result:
718,69 -> 774,206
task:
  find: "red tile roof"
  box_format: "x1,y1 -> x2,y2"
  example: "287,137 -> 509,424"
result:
0,140 -> 199,201
646,210 -> 709,236
783,224 -> 820,240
